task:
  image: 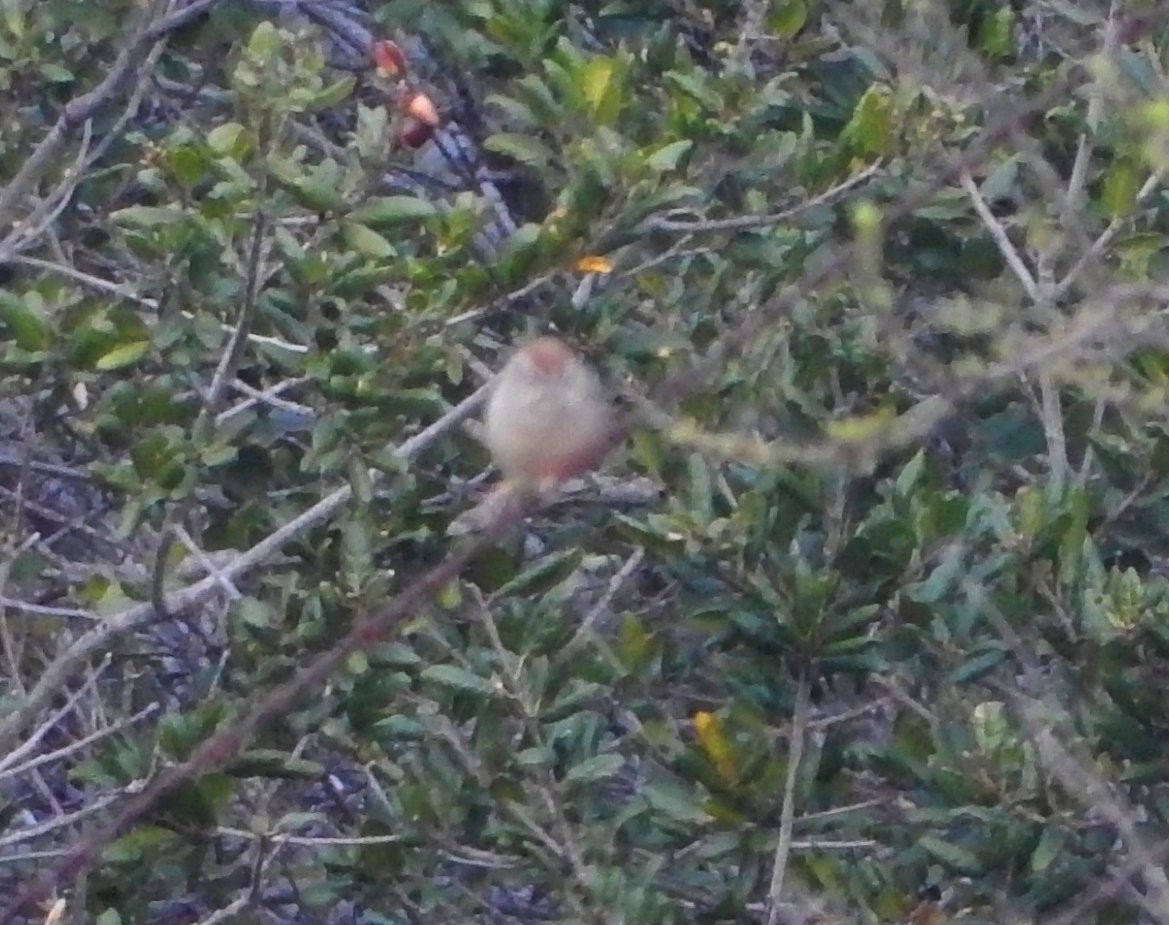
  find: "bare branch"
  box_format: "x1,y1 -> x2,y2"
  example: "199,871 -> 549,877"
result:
0,0 -> 218,233
0,383 -> 490,755
765,669 -> 811,925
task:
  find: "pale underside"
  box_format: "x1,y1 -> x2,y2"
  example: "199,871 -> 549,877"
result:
484,377 -> 610,482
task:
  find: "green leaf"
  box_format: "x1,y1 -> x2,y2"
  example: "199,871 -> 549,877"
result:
2,0 -> 23,38
225,749 -> 326,779
581,55 -> 623,125
207,122 -> 247,156
980,155 -> 1021,201
665,70 -> 723,111
110,205 -> 186,227
543,679 -> 609,720
351,195 -> 437,228
166,146 -> 211,187
906,544 -> 966,605
0,290 -> 50,350
643,776 -> 714,824
371,642 -> 423,669
299,75 -> 356,111
918,834 -> 984,875
342,222 -> 397,259
1101,161 -> 1140,218
1118,48 -> 1162,99
979,7 -> 1014,59
486,93 -> 539,129
1030,826 -> 1065,873
893,449 -> 926,498
236,596 -> 273,629
842,84 -> 894,156
101,826 -> 180,864
246,20 -> 281,61
948,645 -> 1008,684
348,457 -> 374,504
484,132 -> 554,169
332,264 -> 397,298
420,664 -> 498,697
266,156 -> 345,212
39,62 -> 73,83
347,649 -> 369,674
582,56 -> 614,111
645,139 -> 693,172
769,0 -> 807,38
516,746 -> 551,768
94,340 -> 150,371
494,548 -> 584,598
564,753 -> 625,784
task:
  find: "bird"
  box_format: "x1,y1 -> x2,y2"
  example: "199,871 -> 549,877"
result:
483,336 -> 614,495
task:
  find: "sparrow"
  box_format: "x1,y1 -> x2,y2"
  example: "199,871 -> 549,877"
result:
483,336 -> 614,494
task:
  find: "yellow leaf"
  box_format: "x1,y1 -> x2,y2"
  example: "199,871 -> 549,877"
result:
582,57 -> 615,116
581,56 -> 624,125
693,711 -> 737,785
823,407 -> 895,443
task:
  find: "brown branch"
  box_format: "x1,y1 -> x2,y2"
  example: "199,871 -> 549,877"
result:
641,161 -> 883,235
647,66 -> 1077,409
152,209 -> 268,622
0,506 -> 526,921
765,669 -> 811,925
0,57 -> 1083,922
0,383 -> 490,754
0,0 -> 220,234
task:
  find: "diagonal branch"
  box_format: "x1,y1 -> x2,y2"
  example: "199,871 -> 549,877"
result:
0,64 -> 1083,922
0,0 -> 220,233
0,382 -> 491,754
959,168 -> 1038,301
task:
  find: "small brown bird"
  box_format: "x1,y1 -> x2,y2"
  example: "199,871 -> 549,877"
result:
484,337 -> 614,493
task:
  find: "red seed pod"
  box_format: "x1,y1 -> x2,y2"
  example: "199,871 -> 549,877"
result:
372,39 -> 407,78
402,90 -> 440,127
397,117 -> 435,149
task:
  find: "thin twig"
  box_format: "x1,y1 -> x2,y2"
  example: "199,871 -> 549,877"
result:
0,0 -> 213,231
0,66 -> 1085,920
0,383 -> 490,756
1053,169 -> 1165,300
959,168 -> 1038,301
215,826 -> 404,848
0,791 -> 122,850
152,209 -> 268,620
564,548 -> 645,651
0,598 -> 95,620
0,703 -> 159,782
642,161 -> 883,235
766,669 -> 811,925
0,655 -> 112,775
971,581 -> 1169,925
0,119 -> 93,258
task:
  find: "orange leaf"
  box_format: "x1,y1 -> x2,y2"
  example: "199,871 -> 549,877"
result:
574,255 -> 612,274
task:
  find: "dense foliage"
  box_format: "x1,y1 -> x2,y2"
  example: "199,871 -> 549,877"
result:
4,0 -> 1169,923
